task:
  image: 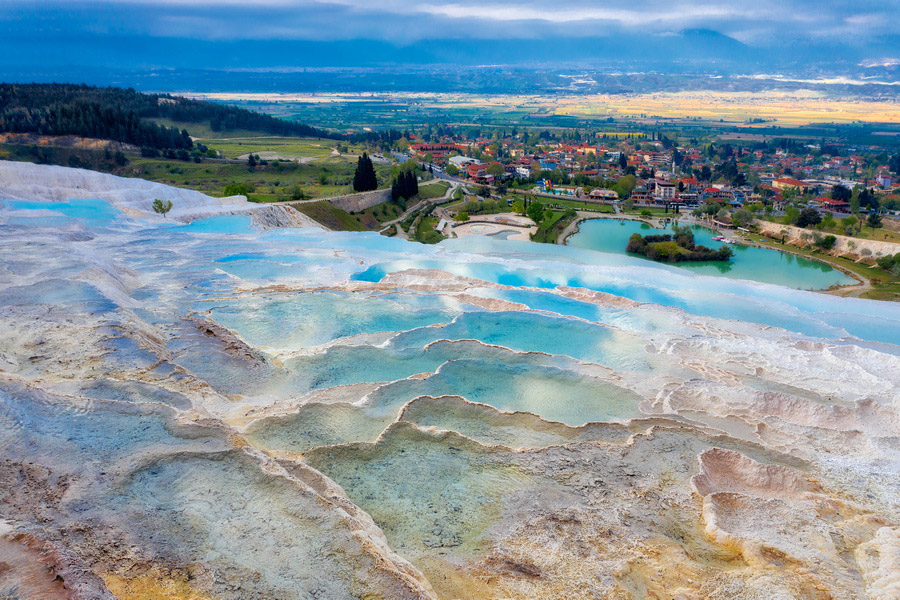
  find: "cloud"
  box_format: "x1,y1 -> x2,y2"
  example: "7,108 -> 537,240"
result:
416,3 -> 752,25
1,0 -> 897,45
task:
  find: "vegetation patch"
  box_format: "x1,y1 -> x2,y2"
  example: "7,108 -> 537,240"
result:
288,201 -> 366,231
626,226 -> 734,263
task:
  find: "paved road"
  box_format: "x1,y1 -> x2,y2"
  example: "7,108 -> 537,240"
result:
378,181 -> 460,234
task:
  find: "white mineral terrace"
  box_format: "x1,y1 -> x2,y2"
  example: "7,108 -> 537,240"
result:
0,163 -> 898,600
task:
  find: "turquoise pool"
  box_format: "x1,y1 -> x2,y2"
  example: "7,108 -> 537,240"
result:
567,218 -> 855,290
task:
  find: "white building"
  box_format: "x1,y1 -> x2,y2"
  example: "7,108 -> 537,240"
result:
653,180 -> 677,202
449,156 -> 481,168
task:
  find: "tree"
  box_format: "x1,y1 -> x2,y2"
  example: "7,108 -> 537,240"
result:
867,212 -> 883,232
831,184 -> 851,202
487,162 -> 504,177
784,205 -> 800,225
454,211 -> 469,222
247,153 -> 258,169
613,174 -> 636,198
876,253 -> 900,276
353,153 -> 378,192
512,200 -> 525,215
731,209 -> 754,229
152,199 -> 173,217
391,170 -> 418,203
858,187 -> 879,211
796,207 -> 822,228
526,201 -> 545,223
782,186 -> 799,200
841,216 -> 859,236
446,164 -> 459,176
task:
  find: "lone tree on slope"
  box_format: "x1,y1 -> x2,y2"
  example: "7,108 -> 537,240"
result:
353,153 -> 378,192
867,212 -> 883,232
152,199 -> 173,218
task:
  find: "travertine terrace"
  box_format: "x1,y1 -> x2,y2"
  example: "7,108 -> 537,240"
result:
1,163 -> 898,600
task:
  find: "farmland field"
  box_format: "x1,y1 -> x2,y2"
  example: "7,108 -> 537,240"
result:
182,91 -> 900,133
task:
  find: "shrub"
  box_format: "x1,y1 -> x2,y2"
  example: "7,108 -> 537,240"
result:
814,234 -> 837,250
876,253 -> 900,276
223,182 -> 255,196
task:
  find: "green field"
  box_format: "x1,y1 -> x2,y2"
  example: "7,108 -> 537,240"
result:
530,210 -> 580,244
539,198 -> 616,213
417,180 -> 451,200
415,215 -> 446,244
205,138 -> 337,160
146,118 -> 267,140
122,157 -> 394,201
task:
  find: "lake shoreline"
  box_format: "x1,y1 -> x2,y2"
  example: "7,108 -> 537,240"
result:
564,215 -> 865,293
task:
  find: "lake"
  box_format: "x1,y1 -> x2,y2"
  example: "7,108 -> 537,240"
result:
567,219 -> 856,290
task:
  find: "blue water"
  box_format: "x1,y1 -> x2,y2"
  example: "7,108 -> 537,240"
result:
568,219 -> 854,290
179,215 -> 255,234
351,235 -> 898,344
6,198 -> 123,221
5,196 -> 897,346
209,291 -> 459,348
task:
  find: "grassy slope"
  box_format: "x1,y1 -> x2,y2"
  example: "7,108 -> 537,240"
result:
123,158 -> 363,200
746,232 -> 900,301
288,201 -> 367,231
531,211 -> 566,243
417,180 -> 451,200
759,216 -> 900,244
539,198 -> 616,213
146,118 -> 265,140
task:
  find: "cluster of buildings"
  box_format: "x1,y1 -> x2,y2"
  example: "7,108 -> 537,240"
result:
409,136 -> 900,214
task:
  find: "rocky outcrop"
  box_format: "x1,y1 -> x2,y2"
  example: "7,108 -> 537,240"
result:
0,521 -> 118,600
756,219 -> 898,260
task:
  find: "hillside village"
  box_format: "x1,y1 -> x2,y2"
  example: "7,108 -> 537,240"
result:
408,132 -> 900,219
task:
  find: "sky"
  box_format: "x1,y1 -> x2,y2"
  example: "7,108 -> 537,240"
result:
5,0 -> 898,45
0,0 -> 897,76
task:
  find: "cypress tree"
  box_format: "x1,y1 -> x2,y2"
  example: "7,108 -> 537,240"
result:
354,152 -> 378,192
409,170 -> 418,197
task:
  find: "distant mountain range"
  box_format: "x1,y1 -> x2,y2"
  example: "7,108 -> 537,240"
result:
2,30 -> 896,93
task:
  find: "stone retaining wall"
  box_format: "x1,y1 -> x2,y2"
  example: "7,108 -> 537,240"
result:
327,189 -> 391,213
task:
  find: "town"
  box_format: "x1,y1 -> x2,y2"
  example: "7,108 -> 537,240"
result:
407,130 -> 897,220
